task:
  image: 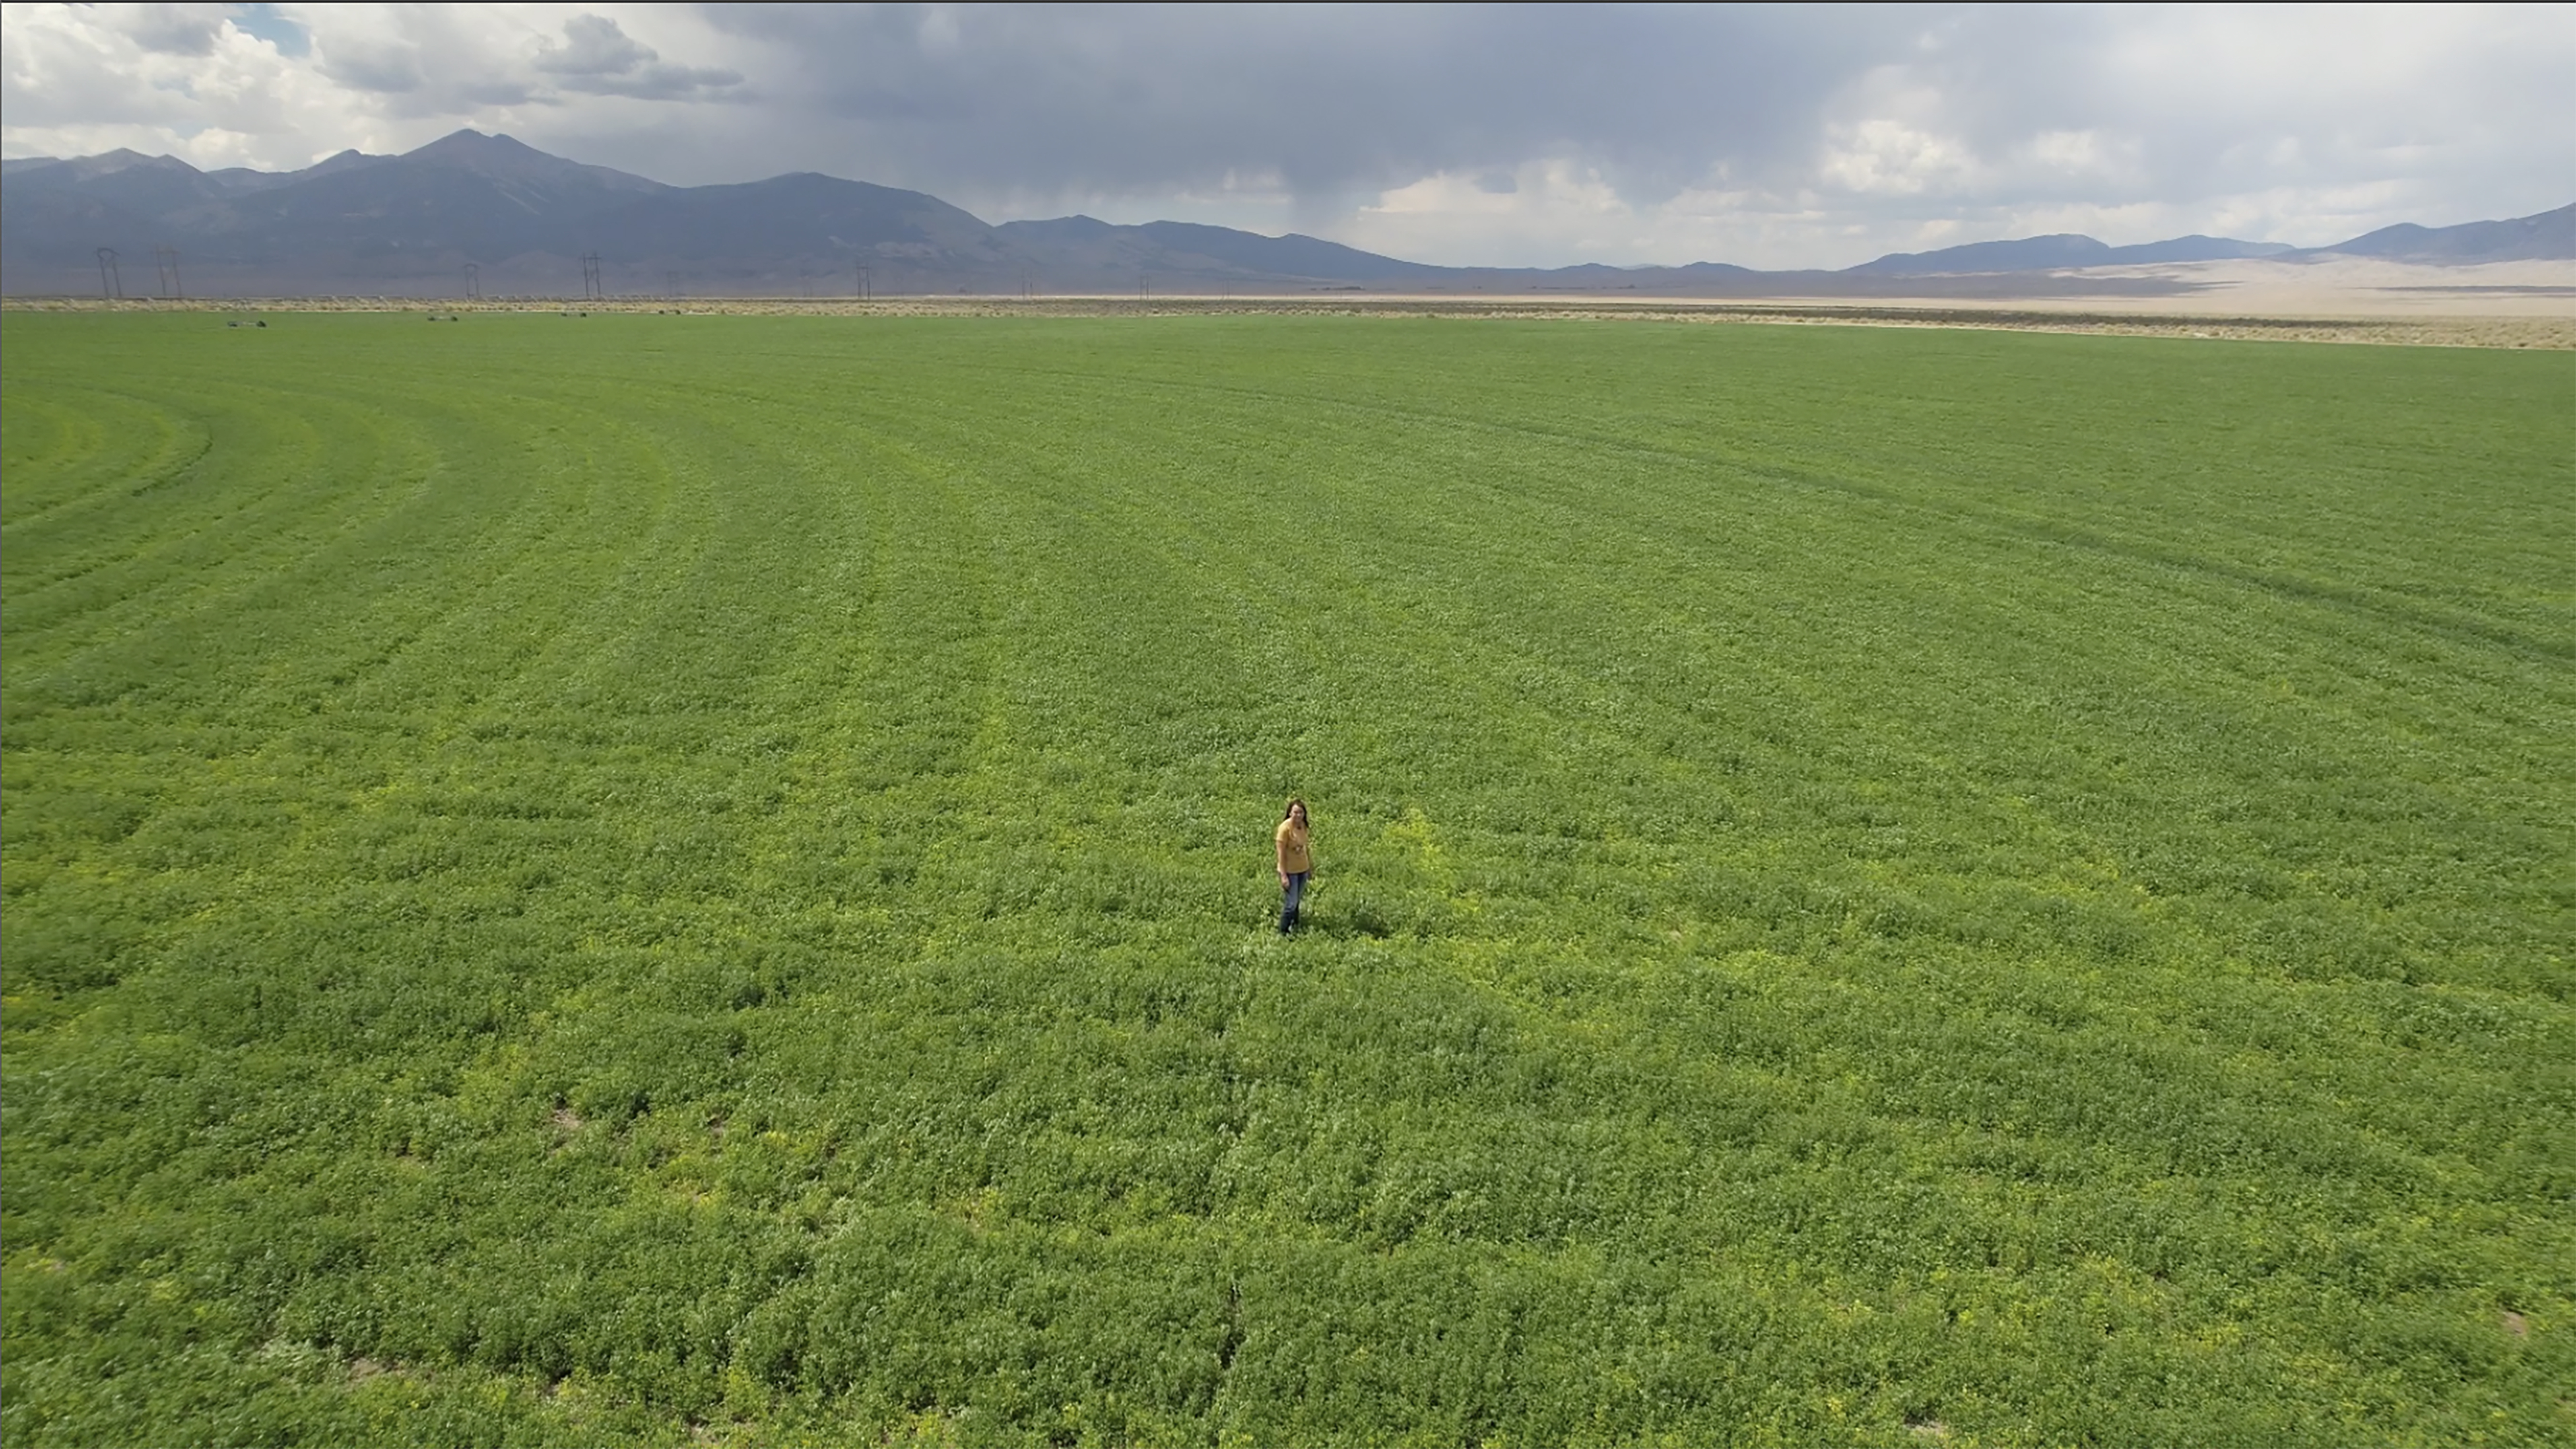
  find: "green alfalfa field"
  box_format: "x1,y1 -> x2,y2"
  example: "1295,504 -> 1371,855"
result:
1,307 -> 2569,1447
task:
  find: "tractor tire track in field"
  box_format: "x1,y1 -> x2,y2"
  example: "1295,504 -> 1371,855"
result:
1004,347 -> 2574,666
0,383 -> 210,532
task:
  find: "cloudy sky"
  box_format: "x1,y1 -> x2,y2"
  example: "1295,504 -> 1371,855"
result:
4,2 -> 2569,269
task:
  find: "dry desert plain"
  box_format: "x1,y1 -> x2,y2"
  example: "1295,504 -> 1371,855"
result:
7,254 -> 2569,348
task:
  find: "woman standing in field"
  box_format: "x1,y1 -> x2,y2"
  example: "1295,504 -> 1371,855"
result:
1276,798 -> 1312,935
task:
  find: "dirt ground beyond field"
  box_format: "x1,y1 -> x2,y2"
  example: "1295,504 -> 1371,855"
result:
8,256 -> 2571,348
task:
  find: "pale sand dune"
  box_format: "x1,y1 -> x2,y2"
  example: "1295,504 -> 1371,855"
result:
2041,256 -> 2576,317
1258,257 -> 2576,346
1363,258 -> 2575,314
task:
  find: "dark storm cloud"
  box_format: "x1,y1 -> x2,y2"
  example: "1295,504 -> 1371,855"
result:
536,14 -> 742,101
318,42 -> 427,96
535,14 -> 658,77
696,2 -> 1916,203
646,2 -> 2571,240
8,3 -> 2567,268
124,3 -> 225,57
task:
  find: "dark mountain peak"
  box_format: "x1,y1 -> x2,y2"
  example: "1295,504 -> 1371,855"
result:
201,149 -> 387,196
1134,219 -> 1272,246
1849,233 -> 2111,276
995,216 -> 1119,243
395,129 -> 666,196
303,149 -> 387,178
717,171 -> 950,207
12,148 -> 204,187
2100,234 -> 2296,264
99,149 -> 196,174
1122,221 -> 1436,280
1,148 -> 229,221
1852,230 -> 2301,274
2304,202 -> 2575,263
987,215 -> 1432,281
405,128 -> 535,161
569,167 -> 1001,263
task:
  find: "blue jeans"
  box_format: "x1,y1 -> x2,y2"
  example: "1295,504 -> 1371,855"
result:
1279,872 -> 1308,933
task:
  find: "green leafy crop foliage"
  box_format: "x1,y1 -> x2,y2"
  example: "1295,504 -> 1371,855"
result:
2,310 -> 2569,1447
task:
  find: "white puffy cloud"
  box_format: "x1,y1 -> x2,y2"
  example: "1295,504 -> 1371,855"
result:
3,3 -> 2568,268
1342,161 -> 1644,268
0,3 -> 750,167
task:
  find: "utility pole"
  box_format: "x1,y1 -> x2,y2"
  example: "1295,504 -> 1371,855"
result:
96,248 -> 121,300
580,252 -> 603,301
668,271 -> 681,302
855,261 -> 872,301
155,245 -> 182,300
463,262 -> 480,300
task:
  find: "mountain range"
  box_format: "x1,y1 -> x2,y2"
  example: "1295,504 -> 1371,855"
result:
4,130 -> 2569,299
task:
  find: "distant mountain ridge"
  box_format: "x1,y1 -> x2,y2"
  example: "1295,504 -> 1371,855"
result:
2310,204 -> 2576,264
3,130 -> 2567,297
1853,206 -> 2575,273
1849,233 -> 2297,275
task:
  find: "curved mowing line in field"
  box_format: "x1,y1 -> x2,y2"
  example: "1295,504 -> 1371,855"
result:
1,312 -> 2571,1447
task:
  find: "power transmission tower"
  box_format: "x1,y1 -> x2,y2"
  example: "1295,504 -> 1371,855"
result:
463,262 -> 480,300
580,252 -> 603,300
855,261 -> 872,301
155,245 -> 182,300
96,248 -> 122,300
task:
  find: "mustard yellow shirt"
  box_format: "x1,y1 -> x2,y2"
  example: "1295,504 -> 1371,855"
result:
1276,819 -> 1311,874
